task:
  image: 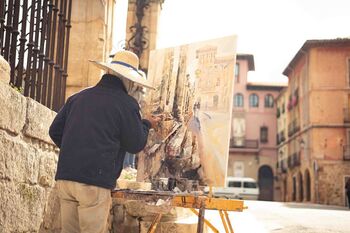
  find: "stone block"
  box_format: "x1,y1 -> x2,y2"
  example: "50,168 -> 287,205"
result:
0,131 -> 39,184
0,55 -> 10,84
38,150 -> 58,188
0,182 -> 46,233
23,97 -> 56,144
0,82 -> 26,134
39,184 -> 61,233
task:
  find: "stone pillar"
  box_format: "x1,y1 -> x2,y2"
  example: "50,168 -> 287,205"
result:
126,0 -> 162,70
66,0 -> 115,99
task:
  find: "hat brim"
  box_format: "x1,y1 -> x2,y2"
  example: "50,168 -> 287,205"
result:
89,60 -> 155,90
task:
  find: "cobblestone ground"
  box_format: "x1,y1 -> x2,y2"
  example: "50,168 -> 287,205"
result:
204,200 -> 350,233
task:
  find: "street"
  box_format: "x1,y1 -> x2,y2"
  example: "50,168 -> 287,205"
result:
204,201 -> 350,233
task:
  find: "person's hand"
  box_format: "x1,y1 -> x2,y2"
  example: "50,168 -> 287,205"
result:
147,114 -> 163,128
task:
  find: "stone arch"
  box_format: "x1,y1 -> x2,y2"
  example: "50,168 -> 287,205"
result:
298,171 -> 303,202
258,165 -> 274,201
305,169 -> 311,202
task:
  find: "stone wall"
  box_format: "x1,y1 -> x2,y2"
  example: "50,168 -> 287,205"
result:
317,161 -> 350,206
0,57 -> 60,233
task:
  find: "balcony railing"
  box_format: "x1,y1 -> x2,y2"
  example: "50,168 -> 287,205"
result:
344,145 -> 350,161
230,137 -> 259,149
277,159 -> 287,173
288,120 -> 300,137
287,152 -> 301,168
344,108 -> 350,123
277,131 -> 286,145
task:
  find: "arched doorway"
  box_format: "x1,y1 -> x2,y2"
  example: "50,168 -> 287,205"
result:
292,176 -> 296,201
298,172 -> 303,202
258,165 -> 274,201
305,169 -> 311,202
283,178 -> 287,202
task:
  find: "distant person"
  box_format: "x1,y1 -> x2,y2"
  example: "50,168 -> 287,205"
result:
49,50 -> 160,233
346,179 -> 350,209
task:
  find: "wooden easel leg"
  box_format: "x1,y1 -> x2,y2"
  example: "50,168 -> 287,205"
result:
147,213 -> 162,233
190,208 -> 219,233
219,210 -> 229,233
196,206 -> 205,233
224,210 -> 234,233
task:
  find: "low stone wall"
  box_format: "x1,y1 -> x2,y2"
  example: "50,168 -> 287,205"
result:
317,161 -> 350,206
0,57 -> 60,233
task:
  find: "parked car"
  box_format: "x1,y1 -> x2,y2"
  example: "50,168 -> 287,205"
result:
204,177 -> 259,200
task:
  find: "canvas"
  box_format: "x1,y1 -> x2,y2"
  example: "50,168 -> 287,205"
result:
136,35 -> 237,188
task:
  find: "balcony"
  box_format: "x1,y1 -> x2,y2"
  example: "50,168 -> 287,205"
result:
288,120 -> 300,137
277,108 -> 281,118
344,108 -> 350,123
277,160 -> 287,173
230,137 -> 259,149
277,131 -> 286,145
292,119 -> 300,133
280,131 -> 286,142
287,152 -> 301,168
344,145 -> 350,161
288,123 -> 293,137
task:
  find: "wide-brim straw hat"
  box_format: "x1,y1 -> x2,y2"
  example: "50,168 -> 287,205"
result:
89,50 -> 154,89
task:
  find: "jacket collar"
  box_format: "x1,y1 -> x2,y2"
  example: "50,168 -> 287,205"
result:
96,74 -> 127,93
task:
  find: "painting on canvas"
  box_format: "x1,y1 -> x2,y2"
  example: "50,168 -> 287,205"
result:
136,35 -> 237,188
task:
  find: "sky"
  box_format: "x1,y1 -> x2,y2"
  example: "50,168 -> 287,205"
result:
156,0 -> 350,84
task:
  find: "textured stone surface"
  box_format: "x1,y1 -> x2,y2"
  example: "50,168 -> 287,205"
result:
0,131 -> 39,184
38,150 -> 58,188
23,98 -> 57,144
38,185 -> 61,233
0,55 -> 10,84
0,182 -> 46,233
0,83 -> 26,134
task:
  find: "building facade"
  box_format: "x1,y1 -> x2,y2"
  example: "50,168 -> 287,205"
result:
276,38 -> 350,206
228,54 -> 285,201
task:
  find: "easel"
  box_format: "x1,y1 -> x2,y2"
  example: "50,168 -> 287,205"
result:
112,188 -> 246,233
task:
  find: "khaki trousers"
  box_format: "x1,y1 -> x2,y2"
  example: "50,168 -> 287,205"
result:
57,180 -> 112,233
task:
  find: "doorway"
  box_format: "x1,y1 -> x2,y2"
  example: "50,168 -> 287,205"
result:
298,172 -> 303,202
258,165 -> 274,201
345,176 -> 350,207
305,169 -> 311,201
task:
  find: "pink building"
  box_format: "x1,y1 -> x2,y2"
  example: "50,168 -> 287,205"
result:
228,54 -> 285,201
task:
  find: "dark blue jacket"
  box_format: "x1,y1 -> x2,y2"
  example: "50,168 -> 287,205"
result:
49,74 -> 151,189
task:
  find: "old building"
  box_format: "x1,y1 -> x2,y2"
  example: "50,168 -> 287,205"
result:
276,38 -> 350,206
228,54 -> 285,201
66,0 -> 162,98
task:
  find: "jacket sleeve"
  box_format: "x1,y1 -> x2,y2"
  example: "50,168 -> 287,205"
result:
119,102 -> 151,154
49,102 -> 69,148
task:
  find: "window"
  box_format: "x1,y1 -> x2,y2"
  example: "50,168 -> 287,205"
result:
235,63 -> 240,83
228,181 -> 241,188
264,94 -> 274,108
249,94 -> 259,107
234,93 -> 244,107
243,182 -> 257,188
260,126 -> 268,143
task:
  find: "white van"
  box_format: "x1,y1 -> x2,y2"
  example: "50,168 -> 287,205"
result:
204,177 -> 259,200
